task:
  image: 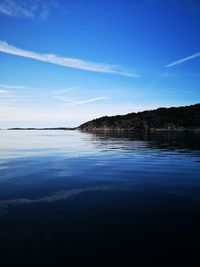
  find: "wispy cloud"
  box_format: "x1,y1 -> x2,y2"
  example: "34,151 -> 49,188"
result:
53,95 -> 74,103
74,97 -> 108,105
50,87 -> 77,94
0,83 -> 77,110
0,41 -> 139,77
166,52 -> 200,68
54,95 -> 108,105
0,0 -> 46,19
0,84 -> 77,94
0,83 -> 107,107
0,0 -> 33,18
0,0 -> 64,20
0,83 -> 33,90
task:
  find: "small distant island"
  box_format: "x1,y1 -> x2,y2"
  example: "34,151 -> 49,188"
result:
7,127 -> 75,131
78,104 -> 200,133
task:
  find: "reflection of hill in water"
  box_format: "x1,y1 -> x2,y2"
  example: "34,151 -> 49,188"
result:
86,131 -> 200,154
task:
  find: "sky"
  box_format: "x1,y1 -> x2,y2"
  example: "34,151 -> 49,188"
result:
0,0 -> 200,128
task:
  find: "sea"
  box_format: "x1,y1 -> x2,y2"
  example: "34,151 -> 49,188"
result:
0,130 -> 200,266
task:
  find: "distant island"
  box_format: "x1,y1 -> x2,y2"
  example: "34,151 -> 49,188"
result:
7,127 -> 75,130
78,104 -> 200,133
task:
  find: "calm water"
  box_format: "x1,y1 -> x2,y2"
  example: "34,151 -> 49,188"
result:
0,130 -> 200,266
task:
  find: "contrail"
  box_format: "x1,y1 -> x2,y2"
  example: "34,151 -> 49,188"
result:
166,52 -> 200,68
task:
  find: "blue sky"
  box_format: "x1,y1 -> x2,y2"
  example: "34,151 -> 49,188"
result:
0,0 -> 200,128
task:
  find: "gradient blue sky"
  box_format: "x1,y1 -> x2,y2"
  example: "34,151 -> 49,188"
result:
0,0 -> 200,128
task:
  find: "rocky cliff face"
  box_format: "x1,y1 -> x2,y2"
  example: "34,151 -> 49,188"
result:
78,104 -> 200,132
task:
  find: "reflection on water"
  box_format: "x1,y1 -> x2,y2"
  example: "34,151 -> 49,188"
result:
1,130 -> 200,158
0,130 -> 200,266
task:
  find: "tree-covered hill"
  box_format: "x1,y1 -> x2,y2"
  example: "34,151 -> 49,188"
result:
78,104 -> 200,132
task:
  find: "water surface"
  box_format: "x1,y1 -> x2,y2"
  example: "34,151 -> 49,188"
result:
0,130 -> 200,266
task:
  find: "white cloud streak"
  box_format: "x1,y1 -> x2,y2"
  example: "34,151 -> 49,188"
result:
50,87 -> 77,94
74,97 -> 108,105
54,95 -> 108,105
0,84 -> 33,90
0,84 -> 77,94
166,52 -> 200,68
0,41 -> 139,77
53,96 -> 74,103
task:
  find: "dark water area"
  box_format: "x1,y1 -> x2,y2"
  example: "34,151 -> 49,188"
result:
0,130 -> 200,266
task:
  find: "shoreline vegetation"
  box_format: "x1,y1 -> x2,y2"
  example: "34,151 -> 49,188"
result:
2,104 -> 200,133
78,103 -> 200,133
